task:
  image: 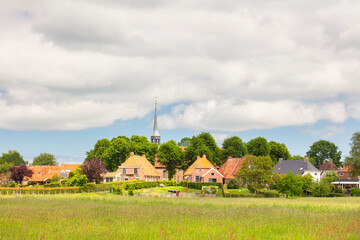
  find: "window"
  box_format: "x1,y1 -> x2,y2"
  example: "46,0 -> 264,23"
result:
116,177 -> 121,181
211,172 -> 215,176
106,177 -> 113,183
314,173 -> 317,175
123,168 -> 126,174
208,178 -> 217,183
339,173 -> 344,176
195,176 -> 201,182
124,176 -> 129,181
38,172 -> 41,175
134,168 -> 138,174
136,176 -> 140,180
163,171 -> 166,179
199,169 -> 202,172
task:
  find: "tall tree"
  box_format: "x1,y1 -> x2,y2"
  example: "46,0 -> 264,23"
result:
236,155 -> 274,193
0,150 -> 27,166
67,168 -> 88,187
344,132 -> 360,178
246,137 -> 270,157
0,162 -> 13,174
32,153 -> 58,166
81,158 -> 107,184
87,135 -> 158,172
184,132 -> 221,167
221,136 -> 247,159
9,165 -> 33,183
269,141 -> 291,163
158,140 -> 184,179
178,137 -> 191,147
306,140 -> 342,168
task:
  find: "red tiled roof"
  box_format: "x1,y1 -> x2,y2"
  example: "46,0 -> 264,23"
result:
26,164 -> 80,182
319,161 -> 339,171
218,157 -> 246,179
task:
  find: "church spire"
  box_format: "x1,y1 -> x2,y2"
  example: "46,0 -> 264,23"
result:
151,97 -> 160,145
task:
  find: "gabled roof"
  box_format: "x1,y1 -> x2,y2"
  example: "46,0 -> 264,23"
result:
339,166 -> 350,171
319,161 -> 339,171
120,152 -> 160,177
154,155 -> 166,168
273,159 -> 319,175
27,164 -> 80,182
218,157 -> 245,179
184,155 -> 214,176
202,168 -> 224,178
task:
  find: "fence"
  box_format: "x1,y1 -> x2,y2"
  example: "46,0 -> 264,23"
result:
0,187 -> 81,195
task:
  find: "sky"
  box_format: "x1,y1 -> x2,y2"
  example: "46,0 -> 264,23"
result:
0,0 -> 359,164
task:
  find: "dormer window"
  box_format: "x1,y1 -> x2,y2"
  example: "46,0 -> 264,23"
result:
38,172 -> 40,175
300,168 -> 303,171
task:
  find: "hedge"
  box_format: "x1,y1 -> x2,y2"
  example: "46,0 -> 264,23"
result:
0,187 -> 81,195
350,188 -> 360,197
222,184 -> 267,198
180,181 -> 222,189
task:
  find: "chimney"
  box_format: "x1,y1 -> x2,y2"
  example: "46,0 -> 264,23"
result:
202,154 -> 206,159
304,157 -> 308,162
330,159 -> 333,163
130,152 -> 134,157
197,156 -> 200,160
278,158 -> 283,163
323,160 -> 326,164
228,156 -> 232,160
142,154 -> 146,158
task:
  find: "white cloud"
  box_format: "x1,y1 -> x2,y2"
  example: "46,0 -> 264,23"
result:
304,125 -> 346,139
0,0 -> 360,131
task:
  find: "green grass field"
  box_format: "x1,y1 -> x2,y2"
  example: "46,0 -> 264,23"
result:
1,194 -> 360,239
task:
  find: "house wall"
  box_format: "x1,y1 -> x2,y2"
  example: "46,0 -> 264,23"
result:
116,167 -> 159,181
202,169 -> 223,183
303,171 -> 321,182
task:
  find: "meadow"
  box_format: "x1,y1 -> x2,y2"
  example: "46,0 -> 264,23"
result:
0,194 -> 360,239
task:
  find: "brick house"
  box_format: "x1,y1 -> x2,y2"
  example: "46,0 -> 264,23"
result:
103,152 -> 160,182
218,156 -> 245,183
184,155 -> 223,183
319,159 -> 339,179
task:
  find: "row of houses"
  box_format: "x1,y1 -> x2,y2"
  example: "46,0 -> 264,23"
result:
103,153 -> 360,190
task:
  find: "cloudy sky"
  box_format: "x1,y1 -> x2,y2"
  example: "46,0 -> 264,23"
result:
1,0 -> 359,163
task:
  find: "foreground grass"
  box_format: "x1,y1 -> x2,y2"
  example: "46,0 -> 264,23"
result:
0,194 -> 360,239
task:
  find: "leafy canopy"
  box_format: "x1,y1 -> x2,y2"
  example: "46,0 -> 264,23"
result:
33,153 -> 58,166
344,132 -> 360,178
221,136 -> 247,159
81,158 -> 107,184
246,137 -> 270,157
158,140 -> 184,179
0,150 -> 27,166
9,165 -> 34,183
269,141 -> 291,163
306,140 -> 342,168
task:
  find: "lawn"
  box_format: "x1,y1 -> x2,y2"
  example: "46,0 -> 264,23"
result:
228,188 -> 249,194
0,194 -> 360,239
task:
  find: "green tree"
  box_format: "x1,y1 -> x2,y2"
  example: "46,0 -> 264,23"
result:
158,140 -> 184,179
221,136 -> 247,159
322,171 -> 339,183
344,132 -> 360,178
246,137 -> 270,157
236,155 -> 274,193
306,140 -> 342,168
269,141 -> 291,163
301,174 -> 314,194
32,153 -> 58,166
66,168 -> 88,187
291,155 -> 304,160
178,137 -> 191,147
0,150 -> 27,166
0,162 -> 14,174
86,135 -> 159,172
311,181 -> 331,197
184,132 -> 221,167
276,172 -> 303,197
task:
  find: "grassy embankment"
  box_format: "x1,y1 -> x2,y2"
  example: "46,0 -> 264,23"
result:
0,194 -> 359,239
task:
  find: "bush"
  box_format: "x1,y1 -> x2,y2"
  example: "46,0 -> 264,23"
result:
113,186 -> 124,195
82,183 -> 95,192
201,186 -> 218,194
227,178 -> 240,189
128,189 -> 134,196
0,187 -> 80,195
44,182 -> 61,188
180,181 -> 222,189
311,182 -> 331,197
350,188 -> 360,197
263,190 -> 280,198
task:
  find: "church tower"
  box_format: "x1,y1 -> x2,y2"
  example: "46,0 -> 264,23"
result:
151,97 -> 160,145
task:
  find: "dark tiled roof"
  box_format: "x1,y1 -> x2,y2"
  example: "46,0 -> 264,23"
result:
274,160 -> 319,175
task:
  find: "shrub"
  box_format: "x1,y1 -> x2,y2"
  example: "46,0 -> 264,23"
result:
201,186 -> 218,194
311,182 -> 331,197
44,182 -> 61,188
128,189 -> 134,196
263,190 -> 280,198
350,188 -> 360,197
180,181 -> 222,189
82,183 -> 95,192
227,178 -> 240,189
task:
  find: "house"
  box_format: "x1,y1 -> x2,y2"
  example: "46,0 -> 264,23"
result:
332,166 -> 360,190
319,159 -> 339,179
273,157 -> 321,182
183,155 -> 223,183
103,152 -> 160,182
24,164 -> 80,184
218,156 -> 245,183
153,155 -> 184,183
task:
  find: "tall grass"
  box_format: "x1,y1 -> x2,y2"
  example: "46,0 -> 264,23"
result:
0,194 -> 359,239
